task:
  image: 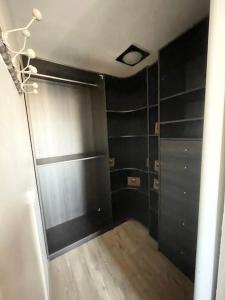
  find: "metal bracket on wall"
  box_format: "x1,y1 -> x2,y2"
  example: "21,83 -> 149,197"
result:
154,160 -> 160,172
155,122 -> 160,135
153,178 -> 159,190
0,30 -> 22,94
109,158 -> 115,168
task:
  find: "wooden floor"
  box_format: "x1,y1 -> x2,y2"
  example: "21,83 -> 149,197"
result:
49,220 -> 193,300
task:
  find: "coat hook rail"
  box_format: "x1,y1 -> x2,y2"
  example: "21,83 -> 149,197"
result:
0,29 -> 23,94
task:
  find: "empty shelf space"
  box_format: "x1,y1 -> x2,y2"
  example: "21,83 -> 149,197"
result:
160,87 -> 205,102
47,212 -> 111,256
36,153 -> 105,166
159,21 -> 208,100
109,138 -> 148,170
160,88 -> 205,122
107,108 -> 147,136
112,189 -> 148,226
107,106 -> 147,113
105,70 -> 147,111
160,119 -> 203,139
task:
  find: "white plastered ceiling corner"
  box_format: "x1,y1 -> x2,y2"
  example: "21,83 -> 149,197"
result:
6,0 -> 209,77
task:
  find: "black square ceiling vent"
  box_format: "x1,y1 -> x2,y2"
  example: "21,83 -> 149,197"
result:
116,44 -> 150,66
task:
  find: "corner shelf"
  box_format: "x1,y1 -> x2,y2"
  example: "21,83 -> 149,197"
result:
108,134 -> 148,139
149,104 -> 158,108
107,106 -> 147,113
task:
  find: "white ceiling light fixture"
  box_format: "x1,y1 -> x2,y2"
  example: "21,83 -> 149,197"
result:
116,44 -> 150,66
122,51 -> 144,65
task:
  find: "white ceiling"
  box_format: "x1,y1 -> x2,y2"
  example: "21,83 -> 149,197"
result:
7,0 -> 209,77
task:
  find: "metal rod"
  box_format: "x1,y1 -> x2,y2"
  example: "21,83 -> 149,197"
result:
32,73 -> 98,87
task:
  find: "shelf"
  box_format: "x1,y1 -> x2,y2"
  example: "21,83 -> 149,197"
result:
160,117 -> 203,125
108,135 -> 147,139
160,137 -> 202,141
46,212 -> 111,256
36,153 -> 105,166
107,106 -> 147,113
111,186 -> 148,196
110,167 -> 148,173
149,104 -> 158,108
160,87 -> 205,102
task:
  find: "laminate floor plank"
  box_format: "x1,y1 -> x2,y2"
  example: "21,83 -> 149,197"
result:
49,220 -> 193,300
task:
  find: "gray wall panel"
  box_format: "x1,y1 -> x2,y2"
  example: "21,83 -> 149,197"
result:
38,158 -> 108,229
27,79 -> 95,158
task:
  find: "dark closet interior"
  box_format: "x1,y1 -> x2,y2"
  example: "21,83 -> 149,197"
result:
25,18 -> 208,279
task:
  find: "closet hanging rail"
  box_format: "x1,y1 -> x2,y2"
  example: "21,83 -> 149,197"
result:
31,73 -> 99,87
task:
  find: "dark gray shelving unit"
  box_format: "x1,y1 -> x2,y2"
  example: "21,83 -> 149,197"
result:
158,18 -> 208,280
105,64 -> 159,238
26,58 -> 112,258
105,69 -> 149,226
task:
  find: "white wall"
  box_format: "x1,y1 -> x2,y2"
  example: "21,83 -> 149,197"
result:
216,194 -> 225,299
0,0 -> 48,299
194,0 -> 225,299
